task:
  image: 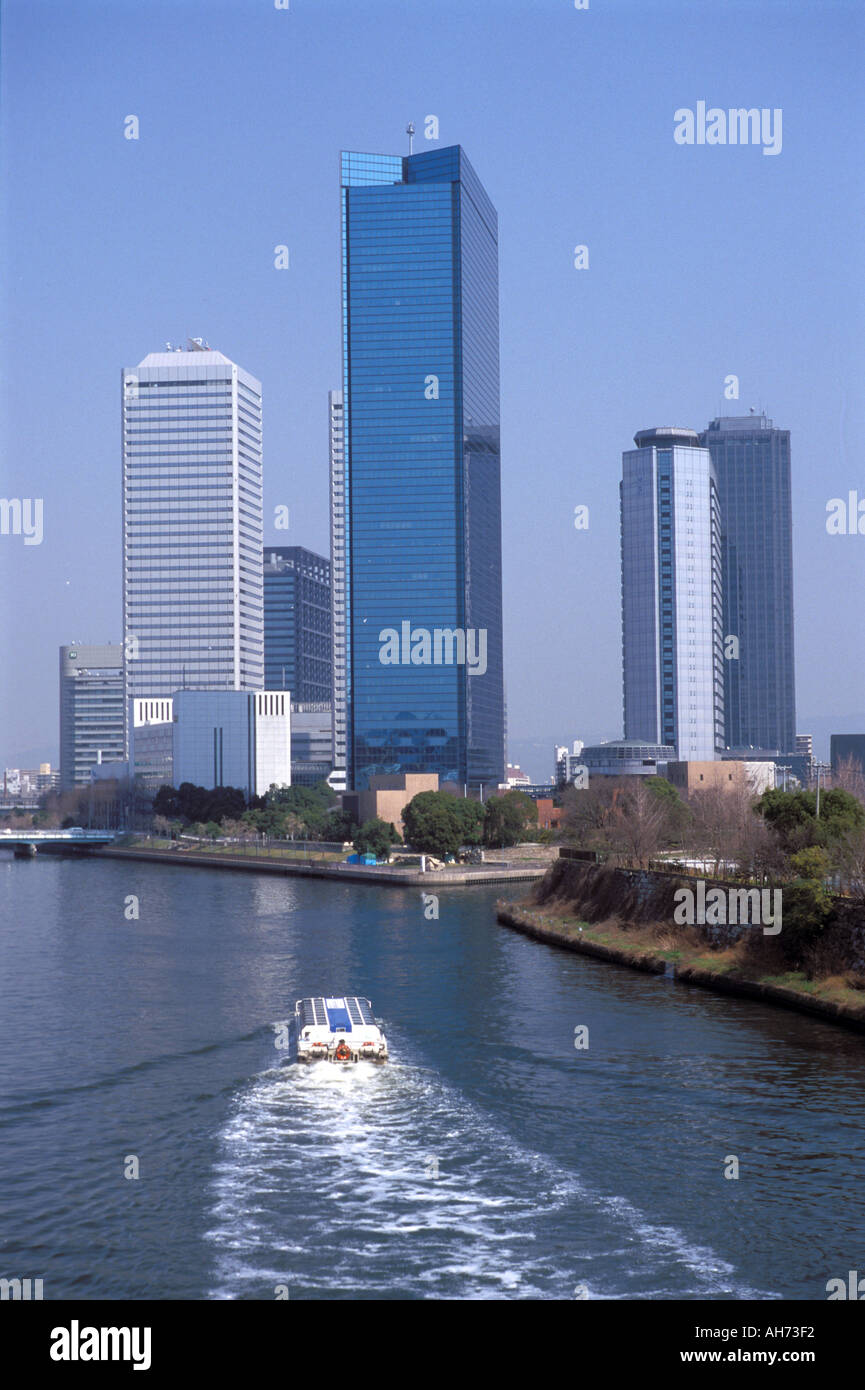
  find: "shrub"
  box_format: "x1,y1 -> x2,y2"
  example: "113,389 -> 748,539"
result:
353,818 -> 394,860
777,878 -> 834,970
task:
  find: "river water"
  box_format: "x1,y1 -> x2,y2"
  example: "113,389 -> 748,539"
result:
1,854 -> 863,1300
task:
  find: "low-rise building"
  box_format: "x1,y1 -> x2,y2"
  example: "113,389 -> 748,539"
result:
581,740 -> 676,778
555,742 -> 585,785
59,643 -> 125,789
342,773 -> 440,837
534,798 -> 562,830
666,760 -> 774,796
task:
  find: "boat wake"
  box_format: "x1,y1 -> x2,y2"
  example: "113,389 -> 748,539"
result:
203,1052 -> 775,1300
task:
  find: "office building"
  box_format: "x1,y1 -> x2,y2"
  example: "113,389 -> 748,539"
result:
59,644 -> 125,789
121,340 -> 264,734
341,145 -> 505,791
580,740 -> 677,778
263,546 -> 331,702
128,697 -> 175,790
172,690 -> 290,799
700,414 -> 795,753
830,733 -> 865,777
329,389 -> 347,788
1,764 -> 59,803
290,701 -> 333,786
555,741 -> 585,786
621,427 -> 724,760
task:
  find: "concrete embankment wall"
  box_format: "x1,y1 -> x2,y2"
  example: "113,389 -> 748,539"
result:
531,858 -> 745,945
530,857 -> 865,962
496,858 -> 865,1032
93,845 -> 544,889
496,902 -> 865,1034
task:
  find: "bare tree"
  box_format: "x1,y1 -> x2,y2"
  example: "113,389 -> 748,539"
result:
686,785 -> 740,875
837,826 -> 865,900
833,754 -> 865,809
611,778 -> 667,868
560,780 -> 619,854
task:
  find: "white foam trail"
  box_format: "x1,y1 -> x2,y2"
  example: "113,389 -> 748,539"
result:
204,1055 -> 775,1300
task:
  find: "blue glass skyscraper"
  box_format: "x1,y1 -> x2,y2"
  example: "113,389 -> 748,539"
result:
341,145 -> 505,791
700,414 -> 796,754
263,546 -> 332,702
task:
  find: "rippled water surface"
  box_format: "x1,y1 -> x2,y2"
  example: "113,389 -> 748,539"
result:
1,855 -> 863,1299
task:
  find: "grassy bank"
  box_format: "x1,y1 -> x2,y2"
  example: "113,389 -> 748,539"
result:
496,902 -> 865,1033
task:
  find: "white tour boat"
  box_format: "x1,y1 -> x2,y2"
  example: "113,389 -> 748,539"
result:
290,996 -> 388,1064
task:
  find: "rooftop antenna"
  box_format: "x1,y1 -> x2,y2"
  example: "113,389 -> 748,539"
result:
406,121 -> 415,155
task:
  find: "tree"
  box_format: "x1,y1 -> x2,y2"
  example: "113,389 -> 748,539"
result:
263,781 -> 338,837
612,778 -> 668,868
756,787 -> 865,860
153,782 -> 247,825
560,779 -> 620,854
153,785 -> 181,819
483,790 -> 537,848
323,806 -> 360,843
766,845 -> 834,968
685,785 -> 743,875
242,806 -> 287,837
402,791 -> 465,857
832,754 -> 865,808
789,846 -> 831,882
644,776 -> 691,842
837,827 -> 865,900
353,818 -> 394,860
450,797 -> 485,846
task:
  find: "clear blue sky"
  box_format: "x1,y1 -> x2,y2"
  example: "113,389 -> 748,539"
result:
1,0 -> 863,775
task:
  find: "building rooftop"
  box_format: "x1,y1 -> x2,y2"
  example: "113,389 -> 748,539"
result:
633,427 -> 701,449
703,413 -> 776,432
137,349 -> 234,368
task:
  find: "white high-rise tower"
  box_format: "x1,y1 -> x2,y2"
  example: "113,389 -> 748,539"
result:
621,427 -> 724,761
122,341 -> 263,737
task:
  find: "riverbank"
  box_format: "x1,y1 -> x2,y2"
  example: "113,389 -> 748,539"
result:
496,902 -> 865,1034
94,843 -> 547,888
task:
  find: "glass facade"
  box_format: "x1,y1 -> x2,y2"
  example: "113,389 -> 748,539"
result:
621,429 -> 724,760
263,546 -> 332,702
341,145 -> 505,791
830,733 -> 865,776
172,690 -> 290,799
291,701 -> 333,786
122,345 -> 263,741
700,415 -> 796,753
328,390 -> 347,779
59,644 -> 125,789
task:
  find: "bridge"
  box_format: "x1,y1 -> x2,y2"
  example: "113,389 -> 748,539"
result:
0,829 -> 120,856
